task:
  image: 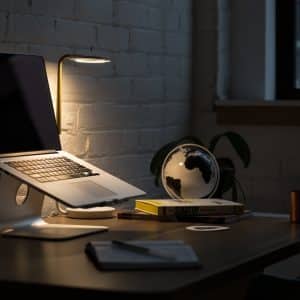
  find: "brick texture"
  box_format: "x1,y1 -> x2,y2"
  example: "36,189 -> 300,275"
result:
32,0 -> 75,19
0,0 -> 192,216
0,12 -> 6,41
76,0 -> 112,24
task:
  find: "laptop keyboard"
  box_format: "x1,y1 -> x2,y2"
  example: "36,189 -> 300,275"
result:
5,157 -> 96,183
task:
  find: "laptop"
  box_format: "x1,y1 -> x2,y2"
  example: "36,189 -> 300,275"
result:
0,53 -> 146,208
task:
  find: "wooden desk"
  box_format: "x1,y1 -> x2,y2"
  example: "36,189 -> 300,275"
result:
264,252 -> 300,279
0,215 -> 300,299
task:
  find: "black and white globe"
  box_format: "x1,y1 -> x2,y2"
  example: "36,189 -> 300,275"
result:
161,143 -> 220,199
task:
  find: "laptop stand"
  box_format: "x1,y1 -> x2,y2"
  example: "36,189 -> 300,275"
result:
0,171 -> 108,240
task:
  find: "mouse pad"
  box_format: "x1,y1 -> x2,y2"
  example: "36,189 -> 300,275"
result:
1,225 -> 108,241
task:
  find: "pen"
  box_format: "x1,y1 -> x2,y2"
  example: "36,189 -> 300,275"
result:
111,240 -> 176,261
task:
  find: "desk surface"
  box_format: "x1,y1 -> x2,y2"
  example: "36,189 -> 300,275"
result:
264,252 -> 300,280
0,215 -> 300,297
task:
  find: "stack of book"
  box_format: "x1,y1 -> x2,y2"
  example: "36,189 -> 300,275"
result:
117,198 -> 251,224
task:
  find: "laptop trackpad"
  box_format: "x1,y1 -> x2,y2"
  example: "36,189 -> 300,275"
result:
68,181 -> 117,199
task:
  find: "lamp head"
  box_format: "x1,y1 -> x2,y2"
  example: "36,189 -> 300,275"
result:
68,57 -> 110,64
59,54 -> 111,65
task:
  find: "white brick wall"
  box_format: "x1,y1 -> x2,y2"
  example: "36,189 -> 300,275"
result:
88,130 -> 139,156
165,32 -> 191,55
76,0 -> 112,24
0,2 -> 10,11
0,12 -> 6,41
166,78 -> 190,101
7,14 -> 55,44
97,25 -> 129,51
32,0 -> 75,19
96,78 -> 131,101
55,19 -> 96,47
148,54 -> 163,76
116,1 -> 162,30
12,0 -> 32,14
132,78 -> 164,99
116,53 -> 147,76
0,0 -> 192,215
130,29 -> 163,53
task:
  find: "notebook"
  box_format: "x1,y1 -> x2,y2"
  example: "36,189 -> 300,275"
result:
85,240 -> 201,270
0,53 -> 145,208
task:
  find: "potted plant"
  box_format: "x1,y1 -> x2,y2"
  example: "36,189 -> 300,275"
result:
150,131 -> 251,202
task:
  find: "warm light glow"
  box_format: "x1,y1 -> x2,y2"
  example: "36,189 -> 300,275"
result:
56,54 -> 111,134
68,57 -> 111,64
32,219 -> 103,228
178,162 -> 184,166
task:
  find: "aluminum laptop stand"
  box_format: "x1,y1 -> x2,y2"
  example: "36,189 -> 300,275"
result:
0,171 -> 107,240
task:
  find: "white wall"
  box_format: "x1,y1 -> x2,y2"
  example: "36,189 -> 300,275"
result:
0,0 -> 192,213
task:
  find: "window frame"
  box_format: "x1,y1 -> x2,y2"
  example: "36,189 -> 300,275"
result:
214,0 -> 300,126
276,0 -> 300,99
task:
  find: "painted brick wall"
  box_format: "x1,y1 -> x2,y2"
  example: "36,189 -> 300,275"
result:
0,0 -> 192,213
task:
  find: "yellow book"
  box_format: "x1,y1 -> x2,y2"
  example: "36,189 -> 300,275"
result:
135,198 -> 244,217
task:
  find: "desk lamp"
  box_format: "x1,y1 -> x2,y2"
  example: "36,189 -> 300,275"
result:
56,54 -> 111,134
56,54 -> 112,218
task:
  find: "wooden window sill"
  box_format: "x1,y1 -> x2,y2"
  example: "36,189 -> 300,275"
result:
215,100 -> 300,126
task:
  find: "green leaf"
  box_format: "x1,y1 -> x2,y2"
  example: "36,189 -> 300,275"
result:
209,131 -> 251,168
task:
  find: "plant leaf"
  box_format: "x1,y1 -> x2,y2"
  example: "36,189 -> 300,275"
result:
213,157 -> 235,197
154,174 -> 161,187
234,177 -> 246,203
209,131 -> 251,168
150,139 -> 184,187
150,141 -> 177,175
231,181 -> 238,202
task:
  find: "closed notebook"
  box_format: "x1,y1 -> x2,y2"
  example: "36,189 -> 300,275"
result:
85,240 -> 201,270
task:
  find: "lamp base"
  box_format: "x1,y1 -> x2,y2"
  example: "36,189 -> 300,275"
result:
65,206 -> 115,219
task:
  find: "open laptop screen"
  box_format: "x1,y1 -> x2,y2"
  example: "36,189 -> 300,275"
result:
0,54 -> 61,155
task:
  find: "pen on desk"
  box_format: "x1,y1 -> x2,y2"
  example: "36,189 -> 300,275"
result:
111,240 -> 176,261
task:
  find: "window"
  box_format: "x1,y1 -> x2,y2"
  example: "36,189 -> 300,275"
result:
215,0 -> 300,125
217,0 -> 276,101
217,0 -> 300,101
276,0 -> 300,99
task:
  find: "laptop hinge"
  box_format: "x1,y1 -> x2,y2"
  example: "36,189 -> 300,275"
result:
0,150 -> 58,158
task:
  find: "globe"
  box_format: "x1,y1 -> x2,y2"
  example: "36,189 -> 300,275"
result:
161,143 -> 220,199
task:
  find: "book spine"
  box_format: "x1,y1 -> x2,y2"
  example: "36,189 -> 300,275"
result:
162,205 -> 243,217
135,202 -> 159,215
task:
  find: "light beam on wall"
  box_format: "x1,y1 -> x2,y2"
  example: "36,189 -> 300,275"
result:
56,54 -> 111,134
